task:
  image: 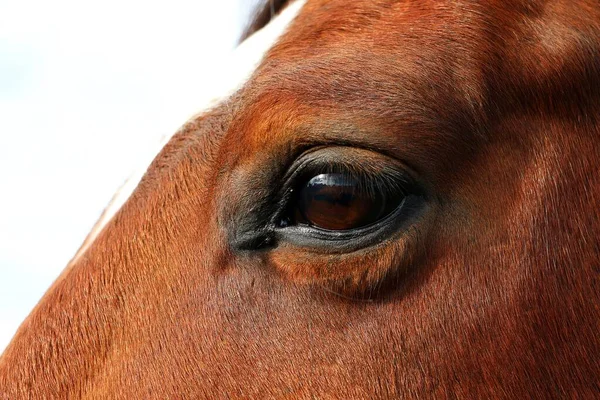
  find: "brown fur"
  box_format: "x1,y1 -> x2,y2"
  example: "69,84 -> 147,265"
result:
1,0 -> 599,398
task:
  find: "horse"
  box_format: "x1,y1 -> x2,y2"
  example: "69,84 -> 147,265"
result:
1,0 -> 599,398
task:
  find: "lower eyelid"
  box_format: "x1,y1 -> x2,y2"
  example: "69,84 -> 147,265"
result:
267,196 -> 433,298
274,193 -> 426,254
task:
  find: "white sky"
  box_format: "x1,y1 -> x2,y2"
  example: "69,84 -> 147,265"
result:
0,0 -> 257,353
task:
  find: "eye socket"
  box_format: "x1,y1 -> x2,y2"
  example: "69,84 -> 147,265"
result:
292,172 -> 406,231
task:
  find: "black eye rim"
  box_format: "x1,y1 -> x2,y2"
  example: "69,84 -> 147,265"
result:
268,147 -> 428,252
274,193 -> 426,253
290,195 -> 409,237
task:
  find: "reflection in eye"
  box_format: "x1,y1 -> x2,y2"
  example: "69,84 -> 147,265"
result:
294,173 -> 405,231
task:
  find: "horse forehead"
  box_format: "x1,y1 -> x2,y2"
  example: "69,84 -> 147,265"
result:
223,2 -> 489,158
242,1 -> 489,105
236,0 -> 589,132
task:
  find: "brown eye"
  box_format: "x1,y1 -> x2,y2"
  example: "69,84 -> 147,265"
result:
294,173 -> 402,231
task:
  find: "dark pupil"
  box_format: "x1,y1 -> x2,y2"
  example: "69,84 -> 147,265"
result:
296,173 -> 391,230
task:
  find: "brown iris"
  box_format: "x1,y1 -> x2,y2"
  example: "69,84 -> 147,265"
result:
295,173 -> 399,231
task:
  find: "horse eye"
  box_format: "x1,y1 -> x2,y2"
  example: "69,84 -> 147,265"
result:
293,173 -> 403,231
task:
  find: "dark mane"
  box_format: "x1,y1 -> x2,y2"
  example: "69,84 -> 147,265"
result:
239,0 -> 291,43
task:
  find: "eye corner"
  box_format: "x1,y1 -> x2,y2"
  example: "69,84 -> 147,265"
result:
231,229 -> 277,252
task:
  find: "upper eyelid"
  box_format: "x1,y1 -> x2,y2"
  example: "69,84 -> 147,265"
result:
290,165 -> 411,198
280,148 -> 415,192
